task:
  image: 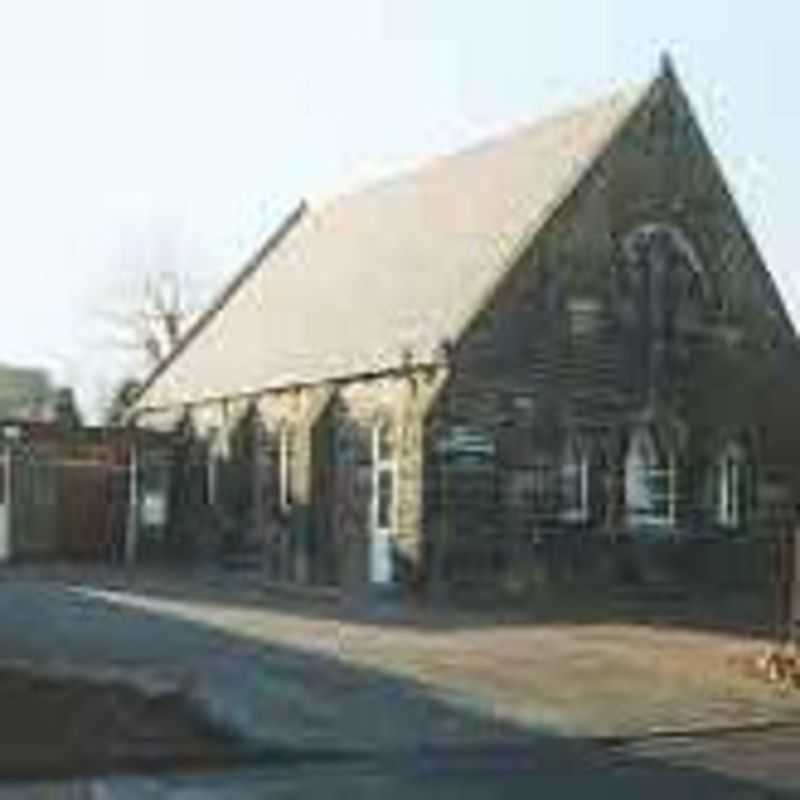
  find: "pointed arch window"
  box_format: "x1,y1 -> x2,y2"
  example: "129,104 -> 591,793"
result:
206,425 -> 222,507
625,428 -> 676,527
369,417 -> 396,584
717,442 -> 745,528
373,418 -> 396,531
560,436 -> 589,523
278,424 -> 295,513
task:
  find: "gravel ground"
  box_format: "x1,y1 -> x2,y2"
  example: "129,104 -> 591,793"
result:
36,565 -> 800,739
0,564 -> 798,796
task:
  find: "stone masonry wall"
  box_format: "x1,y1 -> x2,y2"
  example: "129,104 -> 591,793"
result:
135,366 -> 444,586
424,68 -> 796,561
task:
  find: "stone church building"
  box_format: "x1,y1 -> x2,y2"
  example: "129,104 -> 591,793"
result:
129,59 -> 800,589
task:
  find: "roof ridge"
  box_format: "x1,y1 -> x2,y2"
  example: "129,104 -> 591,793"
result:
132,66 -> 672,412
310,80 -> 650,214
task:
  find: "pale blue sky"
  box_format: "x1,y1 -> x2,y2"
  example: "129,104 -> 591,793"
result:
0,1 -> 797,417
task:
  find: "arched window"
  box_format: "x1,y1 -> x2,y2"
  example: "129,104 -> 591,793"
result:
225,405 -> 258,524
560,436 -> 588,523
716,442 -> 745,528
372,418 -> 395,531
205,425 -> 222,507
622,223 -> 706,293
278,424 -> 295,513
625,428 -> 676,527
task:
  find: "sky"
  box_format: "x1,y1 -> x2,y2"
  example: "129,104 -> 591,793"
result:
0,0 -> 797,419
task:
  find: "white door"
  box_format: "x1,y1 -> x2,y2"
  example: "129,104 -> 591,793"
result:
370,422 -> 394,584
370,518 -> 392,585
0,505 -> 8,562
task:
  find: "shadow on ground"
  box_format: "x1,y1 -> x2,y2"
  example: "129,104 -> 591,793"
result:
29,561 -> 778,639
0,567 -> 796,795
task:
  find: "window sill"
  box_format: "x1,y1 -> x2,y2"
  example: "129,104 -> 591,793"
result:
626,515 -> 676,531
559,511 -> 589,524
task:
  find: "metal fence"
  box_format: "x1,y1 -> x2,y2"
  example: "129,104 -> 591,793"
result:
426,454 -> 793,570
123,426 -> 800,641
421,449 -> 799,639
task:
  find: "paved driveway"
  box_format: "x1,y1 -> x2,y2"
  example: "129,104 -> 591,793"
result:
1,565 -> 799,797
0,573 -> 523,753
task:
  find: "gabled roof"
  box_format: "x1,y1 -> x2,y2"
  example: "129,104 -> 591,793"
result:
134,74 -> 656,412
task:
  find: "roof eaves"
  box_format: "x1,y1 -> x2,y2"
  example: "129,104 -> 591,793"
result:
129,200 -> 308,416
131,354 -> 449,417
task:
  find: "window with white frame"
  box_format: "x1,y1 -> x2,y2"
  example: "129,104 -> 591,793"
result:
625,428 -> 676,527
278,425 -> 295,513
526,455 -> 560,521
373,419 -> 395,531
717,442 -> 744,528
560,437 -> 589,523
206,426 -> 221,506
567,297 -> 603,338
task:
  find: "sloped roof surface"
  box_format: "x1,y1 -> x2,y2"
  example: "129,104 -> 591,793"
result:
137,81 -> 648,410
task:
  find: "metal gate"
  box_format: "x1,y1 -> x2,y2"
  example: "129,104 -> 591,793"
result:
9,448 -> 131,562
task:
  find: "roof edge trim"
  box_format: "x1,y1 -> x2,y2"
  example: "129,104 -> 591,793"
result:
132,358 -> 447,418
129,199 -> 308,416
448,76 -> 657,350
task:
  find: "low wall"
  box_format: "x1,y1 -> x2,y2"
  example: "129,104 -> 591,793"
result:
436,532 -> 779,591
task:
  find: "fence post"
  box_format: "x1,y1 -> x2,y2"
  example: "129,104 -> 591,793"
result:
771,521 -> 794,645
125,443 -> 139,567
792,523 -> 800,648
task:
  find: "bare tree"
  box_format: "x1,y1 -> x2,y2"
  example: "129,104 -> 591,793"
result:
103,377 -> 142,426
98,268 -> 195,367
95,224 -> 210,373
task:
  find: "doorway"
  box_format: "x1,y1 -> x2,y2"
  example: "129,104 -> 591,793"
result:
0,450 -> 10,561
370,420 -> 395,584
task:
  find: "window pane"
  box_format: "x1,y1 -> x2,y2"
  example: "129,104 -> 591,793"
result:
280,428 -> 294,510
727,460 -> 739,524
377,422 -> 394,462
205,427 -> 219,506
648,468 -> 670,518
377,469 -> 393,529
560,461 -> 584,517
717,451 -> 743,527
